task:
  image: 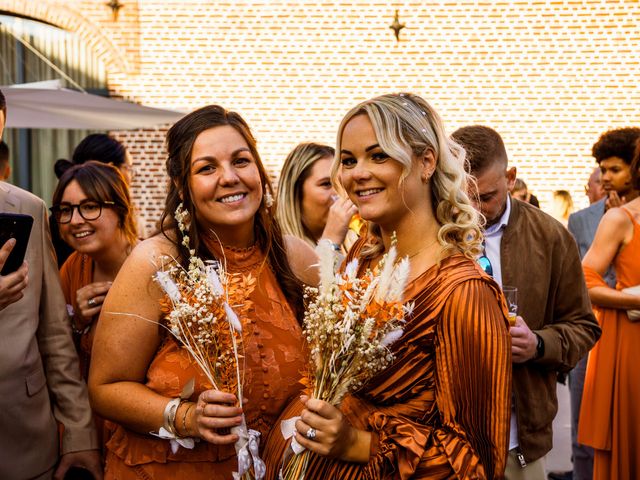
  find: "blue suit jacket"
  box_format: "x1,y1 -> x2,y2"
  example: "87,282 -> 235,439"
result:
567,198 -> 616,287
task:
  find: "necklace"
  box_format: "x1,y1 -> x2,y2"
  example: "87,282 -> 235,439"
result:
401,236 -> 440,260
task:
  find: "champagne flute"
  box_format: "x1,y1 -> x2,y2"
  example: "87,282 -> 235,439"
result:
502,286 -> 518,326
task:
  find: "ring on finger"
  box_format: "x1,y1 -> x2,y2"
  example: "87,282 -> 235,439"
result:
306,427 -> 317,440
87,298 -> 96,307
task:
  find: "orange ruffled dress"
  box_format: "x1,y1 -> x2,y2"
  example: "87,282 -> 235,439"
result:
104,244 -> 306,479
578,208 -> 640,480
263,251 -> 512,480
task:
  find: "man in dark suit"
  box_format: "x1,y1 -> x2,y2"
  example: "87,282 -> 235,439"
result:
0,90 -> 102,479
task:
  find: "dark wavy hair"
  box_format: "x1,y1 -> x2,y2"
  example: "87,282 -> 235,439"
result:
161,105 -> 304,320
592,127 -> 640,165
52,161 -> 138,247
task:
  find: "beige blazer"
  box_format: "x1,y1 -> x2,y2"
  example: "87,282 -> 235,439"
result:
0,182 -> 98,479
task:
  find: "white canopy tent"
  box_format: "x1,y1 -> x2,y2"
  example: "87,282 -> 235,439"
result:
2,80 -> 184,130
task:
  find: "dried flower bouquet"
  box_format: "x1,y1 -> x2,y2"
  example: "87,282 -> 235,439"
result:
280,241 -> 412,480
154,204 -> 265,480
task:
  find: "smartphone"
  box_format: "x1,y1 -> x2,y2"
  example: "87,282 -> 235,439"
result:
0,213 -> 33,276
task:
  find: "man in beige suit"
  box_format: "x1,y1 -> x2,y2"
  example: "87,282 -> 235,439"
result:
0,90 -> 102,479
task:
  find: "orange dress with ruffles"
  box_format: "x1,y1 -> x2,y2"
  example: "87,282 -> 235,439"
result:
578,208 -> 640,480
104,243 -> 306,479
263,247 -> 512,480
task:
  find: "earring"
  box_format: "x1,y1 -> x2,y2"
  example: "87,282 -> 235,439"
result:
264,189 -> 274,208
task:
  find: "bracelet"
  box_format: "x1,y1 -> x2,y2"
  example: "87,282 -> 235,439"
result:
162,397 -> 182,436
181,403 -> 194,437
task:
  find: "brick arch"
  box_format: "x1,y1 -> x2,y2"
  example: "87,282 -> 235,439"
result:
0,0 -> 133,74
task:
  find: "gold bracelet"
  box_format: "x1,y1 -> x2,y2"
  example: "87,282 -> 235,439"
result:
181,403 -> 194,437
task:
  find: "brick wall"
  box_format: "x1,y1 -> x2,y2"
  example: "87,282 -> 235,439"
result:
2,0 -> 640,234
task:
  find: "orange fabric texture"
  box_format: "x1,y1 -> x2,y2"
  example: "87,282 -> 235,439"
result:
104,243 -> 306,478
578,209 -> 640,480
59,251 -> 109,448
263,252 -> 512,480
59,251 -> 94,380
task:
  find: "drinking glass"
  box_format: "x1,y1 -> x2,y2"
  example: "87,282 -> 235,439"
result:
502,286 -> 518,326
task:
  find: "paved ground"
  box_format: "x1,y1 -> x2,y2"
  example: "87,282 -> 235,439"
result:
545,381 -> 573,474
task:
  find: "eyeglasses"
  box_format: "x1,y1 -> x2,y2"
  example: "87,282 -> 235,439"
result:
50,200 -> 115,224
477,255 -> 494,277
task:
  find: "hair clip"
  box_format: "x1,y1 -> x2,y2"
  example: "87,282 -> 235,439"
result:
421,111 -> 427,116
421,128 -> 427,133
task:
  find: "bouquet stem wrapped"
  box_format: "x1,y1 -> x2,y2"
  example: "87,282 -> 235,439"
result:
154,204 -> 264,480
280,241 -> 412,480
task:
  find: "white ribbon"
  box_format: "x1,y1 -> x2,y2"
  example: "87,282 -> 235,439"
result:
232,418 -> 266,480
150,427 -> 196,454
280,416 -> 305,455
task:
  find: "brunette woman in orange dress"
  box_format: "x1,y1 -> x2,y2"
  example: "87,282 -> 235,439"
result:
578,146 -> 640,480
88,105 -> 318,478
263,93 -> 512,479
52,162 -> 138,381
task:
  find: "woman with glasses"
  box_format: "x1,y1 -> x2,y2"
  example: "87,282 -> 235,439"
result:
52,133 -> 137,267
264,93 -> 512,479
51,161 -> 138,381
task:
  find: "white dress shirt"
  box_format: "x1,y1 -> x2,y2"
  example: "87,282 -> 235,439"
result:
483,196 -> 519,450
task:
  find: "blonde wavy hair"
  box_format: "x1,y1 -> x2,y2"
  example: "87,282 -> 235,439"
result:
276,142 -> 335,247
331,93 -> 482,259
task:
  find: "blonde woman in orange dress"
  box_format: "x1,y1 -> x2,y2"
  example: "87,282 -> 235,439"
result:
263,93 -> 512,479
88,105 -> 318,478
578,146 -> 640,479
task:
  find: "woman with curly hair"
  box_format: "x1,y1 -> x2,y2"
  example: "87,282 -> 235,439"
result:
263,93 -> 512,479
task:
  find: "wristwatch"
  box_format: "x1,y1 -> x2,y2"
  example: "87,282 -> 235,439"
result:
534,333 -> 545,360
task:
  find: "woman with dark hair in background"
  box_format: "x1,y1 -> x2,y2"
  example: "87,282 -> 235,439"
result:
51,161 -> 138,381
52,134 -> 136,266
276,142 -> 357,251
88,105 -> 318,478
51,161 -> 138,451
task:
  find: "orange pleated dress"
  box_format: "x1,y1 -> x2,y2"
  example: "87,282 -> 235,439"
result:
578,208 -> 640,480
103,244 -> 306,479
263,251 -> 512,480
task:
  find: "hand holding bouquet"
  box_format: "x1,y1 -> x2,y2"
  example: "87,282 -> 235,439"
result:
153,204 -> 265,480
280,241 -> 412,479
